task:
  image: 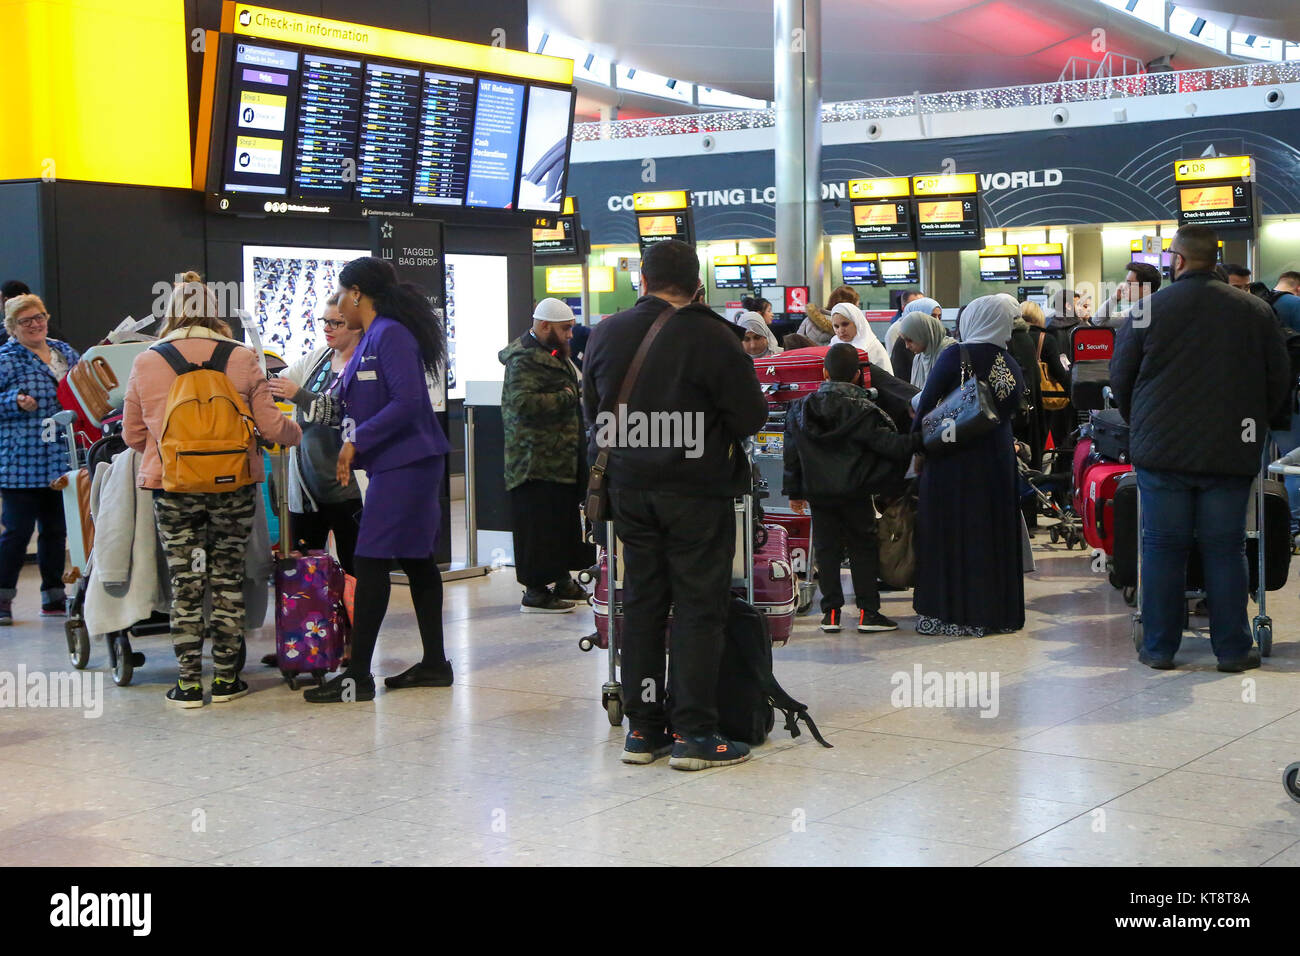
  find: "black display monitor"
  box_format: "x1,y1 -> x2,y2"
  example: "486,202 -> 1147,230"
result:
915,196 -> 981,246
879,256 -> 920,285
840,257 -> 880,286
636,212 -> 692,254
1177,181 -> 1255,233
978,252 -> 1020,282
1021,249 -> 1066,282
713,262 -> 752,289
532,216 -> 579,258
851,199 -> 914,250
749,263 -> 778,286
205,33 -> 575,224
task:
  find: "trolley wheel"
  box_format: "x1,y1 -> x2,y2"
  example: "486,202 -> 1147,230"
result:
1049,528 -> 1060,544
603,693 -> 624,727
1122,586 -> 1136,607
65,619 -> 90,670
1285,762 -> 1300,804
1254,618 -> 1273,658
578,635 -> 595,652
576,567 -> 596,586
1131,616 -> 1143,653
112,633 -> 134,686
1108,569 -> 1120,589
311,669 -> 327,685
280,667 -> 297,691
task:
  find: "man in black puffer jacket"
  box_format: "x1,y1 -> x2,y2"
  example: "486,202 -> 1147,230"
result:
783,343 -> 923,635
1111,224 -> 1290,672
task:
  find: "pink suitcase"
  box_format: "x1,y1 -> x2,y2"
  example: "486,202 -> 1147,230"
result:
754,346 -> 871,408
591,523 -> 796,649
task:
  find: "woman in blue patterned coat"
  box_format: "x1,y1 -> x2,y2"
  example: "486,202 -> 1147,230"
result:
0,294 -> 80,624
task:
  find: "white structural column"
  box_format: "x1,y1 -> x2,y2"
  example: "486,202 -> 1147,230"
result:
773,0 -> 823,291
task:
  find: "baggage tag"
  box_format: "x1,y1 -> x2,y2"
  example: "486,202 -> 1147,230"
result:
755,431 -> 783,455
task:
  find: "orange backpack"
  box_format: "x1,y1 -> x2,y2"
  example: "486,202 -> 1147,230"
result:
151,340 -> 256,493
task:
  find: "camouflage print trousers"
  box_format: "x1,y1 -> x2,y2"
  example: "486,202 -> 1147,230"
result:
154,486 -> 257,684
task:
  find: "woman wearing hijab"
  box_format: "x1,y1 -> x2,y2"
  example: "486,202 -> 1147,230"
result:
911,293 -> 1027,637
897,311 -> 955,407
887,296 -> 943,383
739,312 -> 782,358
829,302 -> 891,373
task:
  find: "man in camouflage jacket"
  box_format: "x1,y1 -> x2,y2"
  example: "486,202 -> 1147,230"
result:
499,298 -> 594,613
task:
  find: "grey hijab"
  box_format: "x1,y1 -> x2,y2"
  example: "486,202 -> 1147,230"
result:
897,311 -> 955,390
739,311 -> 782,356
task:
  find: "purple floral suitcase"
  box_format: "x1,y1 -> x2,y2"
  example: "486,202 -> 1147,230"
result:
275,550 -> 348,688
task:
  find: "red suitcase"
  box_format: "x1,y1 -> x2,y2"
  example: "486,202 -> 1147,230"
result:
591,522 -> 796,648
760,509 -> 811,575
1071,437 -> 1095,518
1078,458 -> 1132,554
754,346 -> 871,407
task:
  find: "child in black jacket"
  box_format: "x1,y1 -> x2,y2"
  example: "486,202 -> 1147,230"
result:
783,343 -> 922,633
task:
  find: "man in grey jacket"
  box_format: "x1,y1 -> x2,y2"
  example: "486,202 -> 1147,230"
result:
1111,225 -> 1290,672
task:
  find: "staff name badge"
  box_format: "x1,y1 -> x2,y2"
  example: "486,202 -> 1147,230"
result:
356,370 -> 378,380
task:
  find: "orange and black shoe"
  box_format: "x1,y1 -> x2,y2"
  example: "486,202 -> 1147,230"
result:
858,609 -> 899,632
621,728 -> 674,765
819,609 -> 841,632
669,732 -> 751,771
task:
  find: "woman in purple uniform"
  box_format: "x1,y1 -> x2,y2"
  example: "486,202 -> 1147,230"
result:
303,257 -> 453,703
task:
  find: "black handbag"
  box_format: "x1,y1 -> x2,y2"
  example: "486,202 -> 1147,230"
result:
920,344 -> 1001,455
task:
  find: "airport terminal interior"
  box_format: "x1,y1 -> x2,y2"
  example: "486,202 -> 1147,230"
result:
7,0 -> 1300,876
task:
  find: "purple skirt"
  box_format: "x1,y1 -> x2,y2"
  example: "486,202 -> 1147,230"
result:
355,456 -> 445,559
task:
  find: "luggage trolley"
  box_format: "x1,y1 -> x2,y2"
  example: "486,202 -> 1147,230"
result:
1131,447 -> 1283,658
1271,454 -> 1300,804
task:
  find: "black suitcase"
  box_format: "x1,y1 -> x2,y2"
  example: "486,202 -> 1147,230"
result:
1071,361 -> 1110,411
1091,409 -> 1130,463
1111,472 -> 1289,594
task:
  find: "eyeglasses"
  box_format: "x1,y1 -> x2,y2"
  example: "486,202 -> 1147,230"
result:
16,313 -> 48,327
320,319 -> 346,330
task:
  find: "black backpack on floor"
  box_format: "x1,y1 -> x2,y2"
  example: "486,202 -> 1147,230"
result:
717,596 -> 832,748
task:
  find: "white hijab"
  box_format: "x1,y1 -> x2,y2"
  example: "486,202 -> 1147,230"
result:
959,293 -> 1019,348
897,311 -> 955,391
830,302 -> 891,373
739,311 -> 782,356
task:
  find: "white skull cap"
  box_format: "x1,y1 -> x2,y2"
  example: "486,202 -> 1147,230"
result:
533,297 -> 576,323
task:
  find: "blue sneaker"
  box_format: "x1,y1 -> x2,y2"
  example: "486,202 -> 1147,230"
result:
621,728 -> 674,765
669,732 -> 751,771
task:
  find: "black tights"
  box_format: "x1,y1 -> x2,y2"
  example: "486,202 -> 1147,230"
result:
346,555 -> 445,678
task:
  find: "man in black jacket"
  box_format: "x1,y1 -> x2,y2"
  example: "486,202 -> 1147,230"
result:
1111,225 -> 1290,672
784,343 -> 921,633
582,239 -> 768,771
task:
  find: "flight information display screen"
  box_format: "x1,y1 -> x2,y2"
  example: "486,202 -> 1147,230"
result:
532,217 -> 578,257
713,262 -> 752,289
1022,252 -> 1065,282
916,197 -> 980,242
851,200 -> 913,248
879,255 -> 920,285
208,33 -> 575,220
1178,182 -> 1254,231
840,258 -> 880,285
637,213 -> 692,253
979,254 -> 1020,282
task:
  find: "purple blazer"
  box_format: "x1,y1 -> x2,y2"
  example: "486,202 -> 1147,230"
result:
339,315 -> 450,474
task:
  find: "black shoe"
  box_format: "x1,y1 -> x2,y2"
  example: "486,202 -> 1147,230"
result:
520,588 -> 575,614
621,728 -> 674,765
819,609 -> 841,632
166,680 -> 205,709
1138,653 -> 1176,670
552,578 -> 589,602
303,672 -> 376,703
41,598 -> 66,617
261,652 -> 278,667
857,609 -> 898,632
669,732 -> 751,771
384,660 -> 454,689
1217,650 -> 1262,673
210,676 -> 250,702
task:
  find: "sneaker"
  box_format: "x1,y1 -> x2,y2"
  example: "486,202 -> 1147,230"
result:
210,676 -> 250,702
1217,649 -> 1262,673
1138,653 -> 1176,671
303,672 -> 376,703
819,609 -> 841,632
552,578 -> 589,602
41,598 -> 66,617
520,588 -> 575,614
0,600 -> 11,626
857,609 -> 898,632
384,659 -> 454,689
621,728 -> 674,765
166,681 -> 205,709
668,732 -> 751,771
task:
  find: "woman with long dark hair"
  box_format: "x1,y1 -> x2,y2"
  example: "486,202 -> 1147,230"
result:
302,257 -> 452,703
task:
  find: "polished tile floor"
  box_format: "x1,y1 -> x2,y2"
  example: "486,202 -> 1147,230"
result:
3,537 -> 1300,867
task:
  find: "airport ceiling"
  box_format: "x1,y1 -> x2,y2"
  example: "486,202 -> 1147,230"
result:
531,0 -> 1245,106
1182,1 -> 1300,41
